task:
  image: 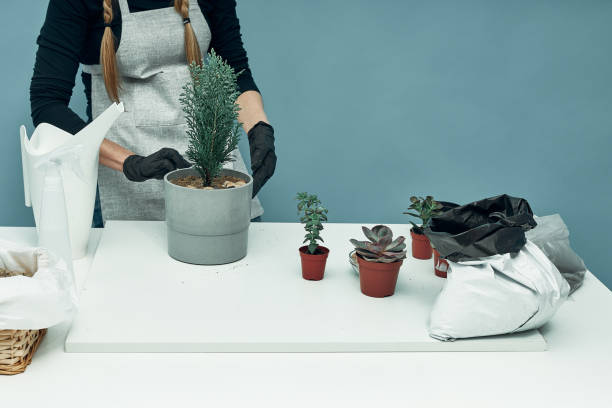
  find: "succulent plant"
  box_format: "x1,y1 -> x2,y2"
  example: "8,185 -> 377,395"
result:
350,225 -> 407,263
296,192 -> 328,254
403,196 -> 443,234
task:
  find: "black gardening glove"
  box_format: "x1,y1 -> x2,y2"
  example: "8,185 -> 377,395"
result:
123,148 -> 191,182
248,121 -> 277,197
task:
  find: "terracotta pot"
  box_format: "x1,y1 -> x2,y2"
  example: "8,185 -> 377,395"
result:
433,249 -> 449,278
357,255 -> 402,298
411,230 -> 432,260
299,246 -> 329,281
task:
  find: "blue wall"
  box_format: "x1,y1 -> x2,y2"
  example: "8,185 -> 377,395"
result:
1,1 -> 611,289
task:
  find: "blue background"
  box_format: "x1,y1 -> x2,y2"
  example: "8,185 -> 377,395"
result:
1,1 -> 610,288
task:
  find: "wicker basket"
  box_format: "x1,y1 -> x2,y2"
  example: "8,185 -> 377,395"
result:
0,329 -> 47,375
0,258 -> 49,375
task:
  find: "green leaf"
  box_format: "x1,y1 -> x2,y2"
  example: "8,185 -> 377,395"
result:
365,242 -> 383,253
350,239 -> 369,249
385,236 -> 405,250
362,226 -> 378,243
372,225 -> 392,247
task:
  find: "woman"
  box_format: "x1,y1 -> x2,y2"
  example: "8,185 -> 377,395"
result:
30,0 -> 277,226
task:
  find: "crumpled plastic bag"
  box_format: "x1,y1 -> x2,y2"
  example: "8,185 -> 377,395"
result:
429,241 -> 569,341
526,214 -> 587,294
0,239 -> 77,330
424,194 -> 537,262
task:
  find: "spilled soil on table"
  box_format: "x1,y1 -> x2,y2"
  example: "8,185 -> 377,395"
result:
0,267 -> 31,278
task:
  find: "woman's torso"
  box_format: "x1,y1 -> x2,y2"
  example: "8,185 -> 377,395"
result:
83,0 -> 263,221
30,0 -> 258,129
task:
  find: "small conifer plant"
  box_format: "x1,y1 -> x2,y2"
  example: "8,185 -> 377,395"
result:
180,50 -> 242,186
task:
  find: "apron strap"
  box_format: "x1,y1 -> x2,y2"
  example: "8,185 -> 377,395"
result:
115,1 -> 199,21
116,0 -> 132,20
81,64 -> 102,75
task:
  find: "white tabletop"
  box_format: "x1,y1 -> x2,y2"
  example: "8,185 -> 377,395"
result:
66,221 -> 545,352
1,225 -> 611,407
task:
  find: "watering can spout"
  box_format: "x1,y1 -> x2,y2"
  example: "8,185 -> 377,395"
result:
20,102 -> 124,259
73,102 -> 124,148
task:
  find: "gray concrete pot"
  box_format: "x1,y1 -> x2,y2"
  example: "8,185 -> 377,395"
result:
164,168 -> 252,265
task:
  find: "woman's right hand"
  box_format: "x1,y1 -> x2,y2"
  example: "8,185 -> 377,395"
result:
123,148 -> 191,182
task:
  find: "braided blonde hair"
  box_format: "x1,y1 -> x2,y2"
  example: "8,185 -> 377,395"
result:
100,0 -> 203,102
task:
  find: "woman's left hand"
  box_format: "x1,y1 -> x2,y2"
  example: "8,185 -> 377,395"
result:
248,121 -> 277,197
123,147 -> 191,182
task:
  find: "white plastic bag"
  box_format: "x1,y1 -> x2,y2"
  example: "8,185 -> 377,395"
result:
0,239 -> 77,330
429,241 -> 569,341
526,214 -> 587,294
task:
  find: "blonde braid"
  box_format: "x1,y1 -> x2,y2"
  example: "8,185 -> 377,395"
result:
101,0 -> 203,102
174,0 -> 203,65
100,0 -> 120,102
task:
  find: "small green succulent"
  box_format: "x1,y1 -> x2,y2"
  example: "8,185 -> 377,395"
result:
403,196 -> 443,234
296,192 -> 328,254
350,225 -> 407,263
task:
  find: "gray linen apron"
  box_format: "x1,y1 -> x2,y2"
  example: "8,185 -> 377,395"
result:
83,0 -> 263,221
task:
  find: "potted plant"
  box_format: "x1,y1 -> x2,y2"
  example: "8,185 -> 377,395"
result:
433,250 -> 449,278
296,192 -> 329,280
350,225 -> 407,297
403,196 -> 442,260
164,51 -> 252,265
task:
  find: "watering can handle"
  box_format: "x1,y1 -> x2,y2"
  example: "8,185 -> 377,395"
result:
20,126 -> 32,207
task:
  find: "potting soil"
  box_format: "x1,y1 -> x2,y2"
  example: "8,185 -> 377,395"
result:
171,175 -> 247,190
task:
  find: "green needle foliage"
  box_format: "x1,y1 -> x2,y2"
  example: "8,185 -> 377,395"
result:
180,50 -> 242,186
403,195 -> 443,234
296,192 -> 328,254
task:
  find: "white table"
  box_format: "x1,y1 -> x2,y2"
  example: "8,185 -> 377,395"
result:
1,225 -> 611,407
66,221 -> 545,352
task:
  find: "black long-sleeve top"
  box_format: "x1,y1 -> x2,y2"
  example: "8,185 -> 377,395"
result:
30,0 -> 258,135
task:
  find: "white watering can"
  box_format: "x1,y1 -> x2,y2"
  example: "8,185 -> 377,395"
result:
20,103 -> 124,259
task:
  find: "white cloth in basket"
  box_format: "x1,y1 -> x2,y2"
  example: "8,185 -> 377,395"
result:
0,239 -> 77,330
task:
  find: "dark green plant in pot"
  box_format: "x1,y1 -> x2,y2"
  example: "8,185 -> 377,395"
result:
296,192 -> 328,254
180,50 -> 242,186
403,196 -> 443,234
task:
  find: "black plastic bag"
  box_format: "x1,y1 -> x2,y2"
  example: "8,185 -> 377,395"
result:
424,194 -> 537,262
437,201 -> 460,212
